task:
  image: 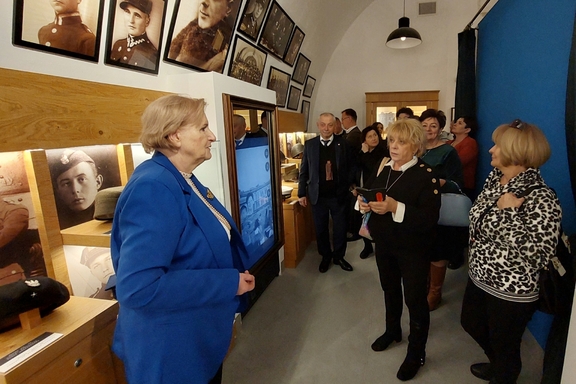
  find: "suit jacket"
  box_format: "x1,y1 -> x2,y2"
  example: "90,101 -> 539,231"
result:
298,135 -> 354,205
111,151 -> 249,383
345,126 -> 362,153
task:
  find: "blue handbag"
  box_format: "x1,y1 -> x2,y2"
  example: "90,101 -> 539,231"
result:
438,182 -> 472,227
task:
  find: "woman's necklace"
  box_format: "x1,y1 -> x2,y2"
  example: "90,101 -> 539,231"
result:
385,167 -> 405,193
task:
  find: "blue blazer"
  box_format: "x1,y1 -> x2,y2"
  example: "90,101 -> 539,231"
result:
111,152 -> 249,383
297,135 -> 354,205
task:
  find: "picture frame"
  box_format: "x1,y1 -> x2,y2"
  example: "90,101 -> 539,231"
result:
286,85 -> 301,111
104,0 -> 167,74
12,0 -> 105,62
292,53 -> 311,85
228,35 -> 268,86
164,0 -> 242,73
303,75 -> 316,97
258,1 -> 294,60
283,26 -> 305,66
301,100 -> 310,132
237,0 -> 272,42
266,66 -> 291,107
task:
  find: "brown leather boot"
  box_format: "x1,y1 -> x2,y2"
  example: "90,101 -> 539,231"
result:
427,264 -> 447,311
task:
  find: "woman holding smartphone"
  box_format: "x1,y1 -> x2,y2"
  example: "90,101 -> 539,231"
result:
358,118 -> 440,381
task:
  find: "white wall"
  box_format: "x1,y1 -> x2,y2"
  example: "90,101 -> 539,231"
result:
312,0 -> 478,131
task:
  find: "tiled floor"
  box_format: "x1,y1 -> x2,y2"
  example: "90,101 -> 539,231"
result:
223,239 -> 543,383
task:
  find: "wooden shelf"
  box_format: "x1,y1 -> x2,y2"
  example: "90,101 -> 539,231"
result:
60,220 -> 112,248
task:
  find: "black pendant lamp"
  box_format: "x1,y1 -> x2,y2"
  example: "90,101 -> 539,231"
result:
386,0 -> 422,49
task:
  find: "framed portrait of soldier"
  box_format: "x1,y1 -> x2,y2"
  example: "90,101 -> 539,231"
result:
237,0 -> 271,42
258,1 -> 294,60
104,0 -> 167,74
292,53 -> 311,85
301,100 -> 310,132
266,66 -> 290,107
46,145 -> 122,230
164,0 -> 242,74
12,0 -> 105,61
286,85 -> 301,111
303,75 -> 316,97
228,36 -> 268,86
283,26 -> 304,67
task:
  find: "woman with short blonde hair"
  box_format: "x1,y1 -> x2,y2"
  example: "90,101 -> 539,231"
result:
461,119 -> 561,383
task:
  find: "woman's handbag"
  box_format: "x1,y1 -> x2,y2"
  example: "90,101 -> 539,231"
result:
438,182 -> 472,227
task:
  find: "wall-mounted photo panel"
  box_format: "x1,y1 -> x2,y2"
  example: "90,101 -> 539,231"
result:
286,85 -> 301,111
292,53 -> 311,85
164,0 -> 242,73
258,1 -> 294,60
13,0 -> 105,62
46,145 -> 122,230
228,36 -> 268,86
266,66 -> 290,107
283,26 -> 304,67
0,151 -> 48,281
303,75 -> 316,98
301,100 -> 310,132
237,0 -> 271,42
63,245 -> 115,299
105,0 -> 167,74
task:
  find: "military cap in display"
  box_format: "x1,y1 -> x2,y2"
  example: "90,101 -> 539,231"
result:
51,149 -> 96,181
120,0 -> 153,14
93,186 -> 124,220
80,247 -> 111,267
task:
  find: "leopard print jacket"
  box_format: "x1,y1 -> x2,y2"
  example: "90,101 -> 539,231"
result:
468,168 -> 562,303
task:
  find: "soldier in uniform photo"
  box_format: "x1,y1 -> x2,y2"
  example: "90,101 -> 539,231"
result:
38,0 -> 96,56
110,0 -> 158,70
168,0 -> 237,73
239,0 -> 265,39
80,247 -> 115,300
51,149 -> 103,229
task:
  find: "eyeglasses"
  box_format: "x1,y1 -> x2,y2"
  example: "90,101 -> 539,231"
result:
509,119 -> 524,130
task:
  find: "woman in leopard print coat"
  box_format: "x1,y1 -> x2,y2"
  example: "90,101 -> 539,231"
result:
461,119 -> 562,384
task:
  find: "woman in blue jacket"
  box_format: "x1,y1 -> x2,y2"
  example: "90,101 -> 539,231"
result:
111,94 -> 255,383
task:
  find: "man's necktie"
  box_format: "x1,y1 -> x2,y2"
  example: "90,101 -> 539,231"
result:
321,139 -> 329,146
235,139 -> 241,147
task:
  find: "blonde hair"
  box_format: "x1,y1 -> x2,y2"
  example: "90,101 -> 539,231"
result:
386,118 -> 426,157
139,94 -> 206,154
491,122 -> 551,168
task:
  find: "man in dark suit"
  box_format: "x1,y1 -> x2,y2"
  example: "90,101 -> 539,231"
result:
341,108 -> 363,242
233,114 -> 266,148
298,113 -> 354,273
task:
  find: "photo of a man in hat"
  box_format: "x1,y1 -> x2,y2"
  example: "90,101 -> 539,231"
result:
80,247 -> 115,299
238,0 -> 269,41
109,0 -> 159,70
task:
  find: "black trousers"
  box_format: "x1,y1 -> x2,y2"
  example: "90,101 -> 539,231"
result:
460,279 -> 537,384
311,196 -> 347,260
374,240 -> 430,355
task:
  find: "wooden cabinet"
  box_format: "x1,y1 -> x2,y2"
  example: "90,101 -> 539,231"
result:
282,196 -> 314,268
0,296 -> 124,384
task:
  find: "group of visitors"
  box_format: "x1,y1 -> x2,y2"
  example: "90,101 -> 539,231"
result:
108,94 -> 563,384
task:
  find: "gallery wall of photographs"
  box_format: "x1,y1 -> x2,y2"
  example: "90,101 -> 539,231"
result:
12,0 -> 316,119
0,144 -> 147,300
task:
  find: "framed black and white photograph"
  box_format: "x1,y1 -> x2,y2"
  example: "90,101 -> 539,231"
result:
266,66 -> 290,107
228,36 -> 267,86
258,1 -> 294,60
286,85 -> 301,111
301,99 -> 310,132
237,0 -> 271,42
12,0 -> 105,61
105,0 -> 167,74
303,75 -> 316,97
164,0 -> 242,73
46,145 -> 122,230
283,26 -> 304,66
292,53 -> 311,85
